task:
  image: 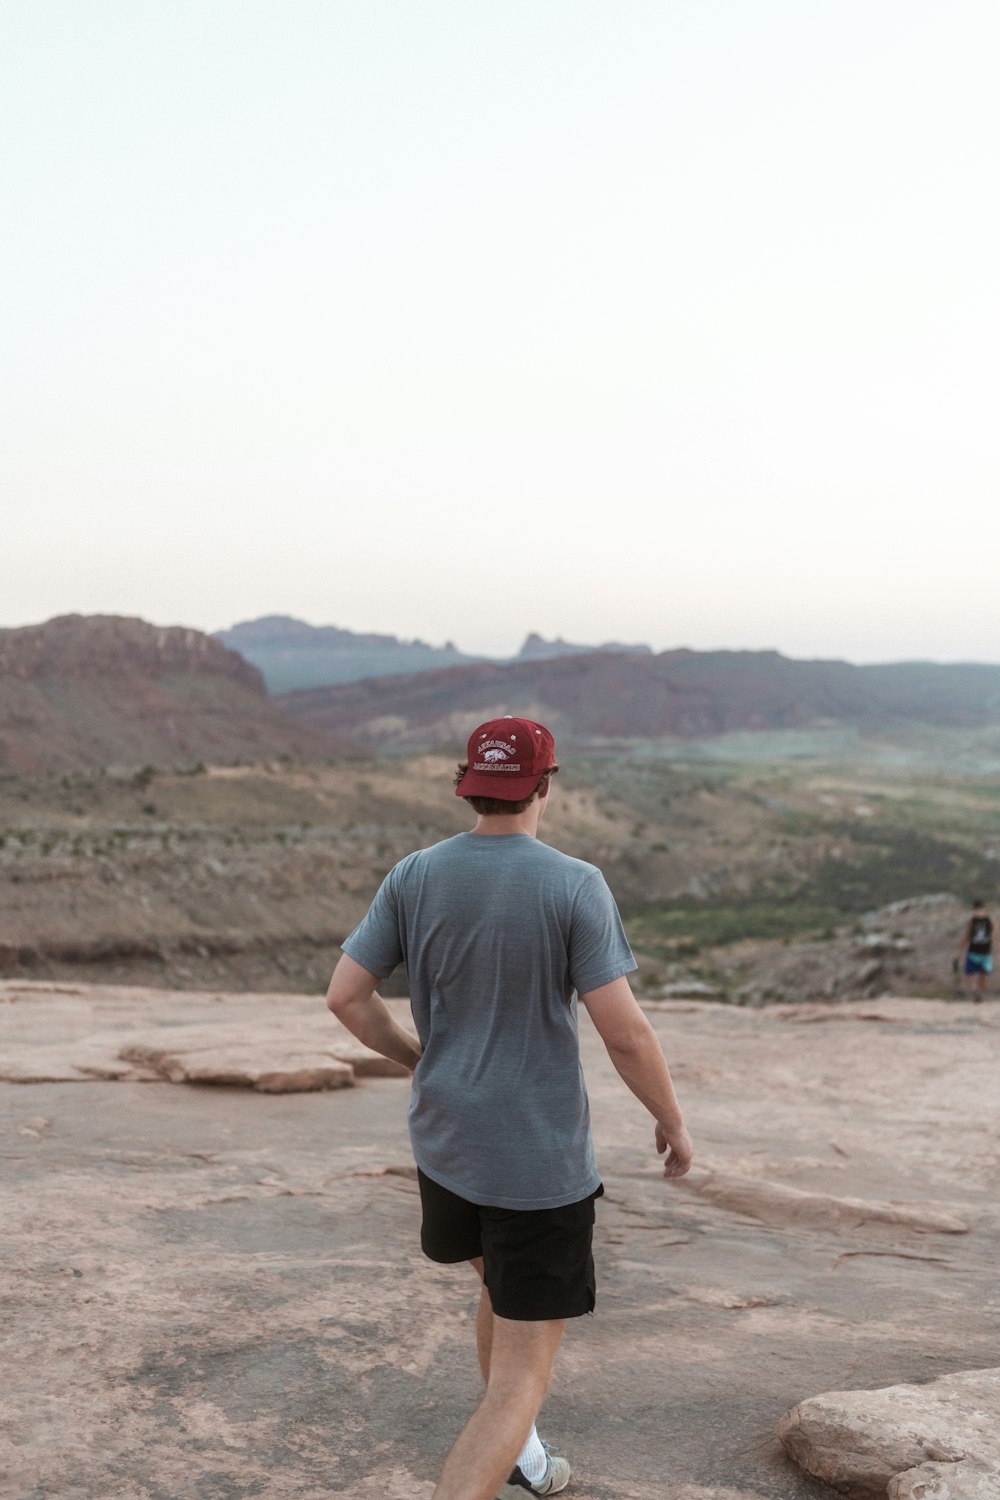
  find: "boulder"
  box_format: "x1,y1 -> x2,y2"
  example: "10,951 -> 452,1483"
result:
853,933 -> 914,955
656,980 -> 724,1000
777,1368 -> 1000,1498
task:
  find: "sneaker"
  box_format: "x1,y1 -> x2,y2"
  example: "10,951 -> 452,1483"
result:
498,1441 -> 571,1496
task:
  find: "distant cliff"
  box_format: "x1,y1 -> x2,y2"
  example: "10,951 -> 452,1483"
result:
215,615 -> 480,692
0,615 -> 338,772
214,617 -> 654,692
516,631 -> 652,661
0,614 -> 264,688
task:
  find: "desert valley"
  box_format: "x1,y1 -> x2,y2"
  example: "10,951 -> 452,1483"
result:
4,613 -> 1000,1499
3,613 -> 1000,1002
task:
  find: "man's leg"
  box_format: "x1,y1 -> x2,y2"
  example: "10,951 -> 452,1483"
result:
470,1258 -> 550,1474
471,1256 -> 493,1381
432,1311 -> 566,1500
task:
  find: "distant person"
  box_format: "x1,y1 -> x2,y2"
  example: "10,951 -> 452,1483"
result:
956,898 -> 994,1000
326,716 -> 693,1499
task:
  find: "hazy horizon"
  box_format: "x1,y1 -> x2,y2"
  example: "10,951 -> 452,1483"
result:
5,2 -> 998,665
2,605 -> 999,670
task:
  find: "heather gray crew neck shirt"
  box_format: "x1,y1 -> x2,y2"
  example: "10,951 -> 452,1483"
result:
341,831 -> 637,1210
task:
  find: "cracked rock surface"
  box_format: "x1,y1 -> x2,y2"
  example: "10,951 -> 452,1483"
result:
3,986 -> 999,1498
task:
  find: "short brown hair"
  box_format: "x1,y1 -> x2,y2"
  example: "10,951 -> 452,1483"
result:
453,762 -> 558,815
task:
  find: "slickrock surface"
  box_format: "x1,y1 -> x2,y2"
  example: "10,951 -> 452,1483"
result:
778,1368 -> 1000,1497
4,987 -> 1000,1498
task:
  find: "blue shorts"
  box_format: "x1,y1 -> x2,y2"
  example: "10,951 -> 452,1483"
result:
965,952 -> 993,975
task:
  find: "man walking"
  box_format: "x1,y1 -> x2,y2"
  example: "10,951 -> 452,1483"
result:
956,897 -> 994,1000
326,716 -> 693,1499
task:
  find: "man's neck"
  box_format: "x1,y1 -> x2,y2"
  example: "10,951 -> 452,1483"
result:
471,805 -> 544,838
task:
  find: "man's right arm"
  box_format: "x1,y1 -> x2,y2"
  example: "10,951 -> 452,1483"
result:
580,975 -> 693,1178
327,954 -> 422,1073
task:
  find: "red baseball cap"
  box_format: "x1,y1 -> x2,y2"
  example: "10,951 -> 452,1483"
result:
455,717 -> 557,801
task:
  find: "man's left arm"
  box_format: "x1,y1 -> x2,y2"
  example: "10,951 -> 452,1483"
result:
326,953 -> 422,1072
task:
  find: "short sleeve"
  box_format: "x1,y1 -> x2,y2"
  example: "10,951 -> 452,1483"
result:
568,871 -> 638,996
340,869 -> 404,979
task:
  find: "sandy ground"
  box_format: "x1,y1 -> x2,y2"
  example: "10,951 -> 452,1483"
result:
3,985 -> 999,1499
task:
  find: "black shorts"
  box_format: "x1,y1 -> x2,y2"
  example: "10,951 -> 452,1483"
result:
417,1168 -> 603,1322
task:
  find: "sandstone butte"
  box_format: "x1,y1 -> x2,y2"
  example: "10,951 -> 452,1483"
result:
0,613 -> 340,772
3,982 -> 1000,1498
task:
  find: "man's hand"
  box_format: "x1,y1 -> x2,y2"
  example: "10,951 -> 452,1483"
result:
656,1121 -> 694,1179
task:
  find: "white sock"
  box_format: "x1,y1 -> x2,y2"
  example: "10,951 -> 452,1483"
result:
517,1426 -> 547,1483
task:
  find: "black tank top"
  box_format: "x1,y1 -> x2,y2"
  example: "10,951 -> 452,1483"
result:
970,915 -> 993,954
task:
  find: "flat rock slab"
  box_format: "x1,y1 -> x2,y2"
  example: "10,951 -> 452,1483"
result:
119,1021 -> 412,1091
778,1368 -> 1000,1498
0,981 -> 415,1089
5,986 -> 1000,1498
120,1041 -> 356,1092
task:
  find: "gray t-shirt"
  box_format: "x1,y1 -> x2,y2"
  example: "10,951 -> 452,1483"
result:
341,831 -> 636,1210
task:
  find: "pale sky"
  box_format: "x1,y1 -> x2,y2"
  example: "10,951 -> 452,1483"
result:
4,1 -> 998,662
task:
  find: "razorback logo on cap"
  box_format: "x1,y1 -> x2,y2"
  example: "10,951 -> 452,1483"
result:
456,716 -> 556,800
